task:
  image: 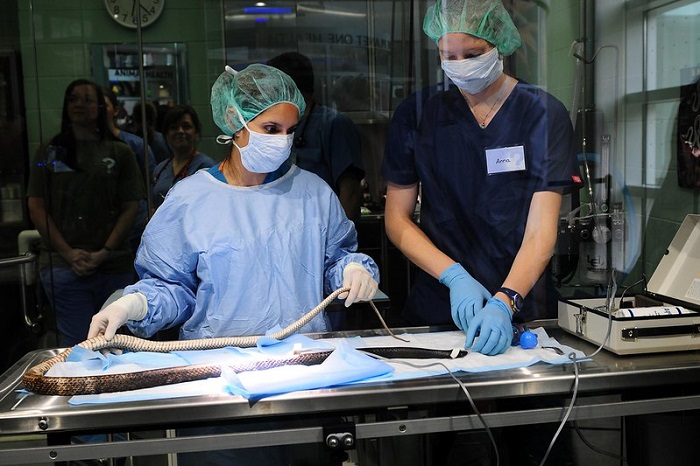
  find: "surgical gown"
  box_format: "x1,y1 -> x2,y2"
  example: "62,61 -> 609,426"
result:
125,164 -> 379,339
382,82 -> 582,324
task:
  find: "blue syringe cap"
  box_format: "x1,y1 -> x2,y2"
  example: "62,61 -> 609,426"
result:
520,331 -> 538,349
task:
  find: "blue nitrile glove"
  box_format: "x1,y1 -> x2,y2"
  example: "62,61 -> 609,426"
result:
439,263 -> 491,331
465,297 -> 514,356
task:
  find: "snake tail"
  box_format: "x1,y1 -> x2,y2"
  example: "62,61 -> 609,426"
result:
23,350 -> 336,396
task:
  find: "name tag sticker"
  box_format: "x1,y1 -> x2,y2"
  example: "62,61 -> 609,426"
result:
485,145 -> 526,175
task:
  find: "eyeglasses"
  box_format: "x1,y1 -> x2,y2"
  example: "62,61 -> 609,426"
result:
67,94 -> 98,105
167,122 -> 195,132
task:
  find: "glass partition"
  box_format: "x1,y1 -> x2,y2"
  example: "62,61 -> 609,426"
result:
618,0 -> 700,285
0,0 -> 697,370
1,1 -> 700,464
92,42 -> 189,114
2,0 -> 574,258
0,49 -> 26,228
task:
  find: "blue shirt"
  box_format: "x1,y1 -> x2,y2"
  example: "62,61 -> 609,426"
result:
151,152 -> 216,208
117,131 -> 157,249
382,82 -> 582,324
149,130 -> 172,164
290,104 -> 365,192
117,130 -> 156,181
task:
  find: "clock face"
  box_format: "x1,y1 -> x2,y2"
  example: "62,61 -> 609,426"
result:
104,0 -> 165,29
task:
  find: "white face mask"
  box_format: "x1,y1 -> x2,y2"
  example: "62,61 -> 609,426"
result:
441,47 -> 503,94
234,123 -> 293,173
216,113 -> 294,173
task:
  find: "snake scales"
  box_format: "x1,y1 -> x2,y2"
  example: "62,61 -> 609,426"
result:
22,287 -> 468,396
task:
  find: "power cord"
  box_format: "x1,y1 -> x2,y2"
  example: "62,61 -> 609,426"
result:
360,272 -> 649,464
380,273 -> 646,466
572,421 -> 627,462
376,357 -> 500,466
539,273 -> 647,465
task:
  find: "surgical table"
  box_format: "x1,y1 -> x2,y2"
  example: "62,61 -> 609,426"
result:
1,321 -> 699,464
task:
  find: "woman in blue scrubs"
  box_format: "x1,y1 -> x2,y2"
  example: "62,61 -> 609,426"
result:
382,0 -> 582,356
382,2 -> 583,465
151,105 -> 215,211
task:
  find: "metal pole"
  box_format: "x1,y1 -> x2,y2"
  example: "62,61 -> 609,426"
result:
136,2 -> 153,217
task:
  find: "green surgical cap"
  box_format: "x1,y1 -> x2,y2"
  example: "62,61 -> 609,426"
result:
211,63 -> 306,136
423,0 -> 522,56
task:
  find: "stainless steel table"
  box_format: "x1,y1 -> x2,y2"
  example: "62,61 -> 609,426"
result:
1,322 -> 699,464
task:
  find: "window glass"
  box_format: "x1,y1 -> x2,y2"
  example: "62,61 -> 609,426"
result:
646,0 -> 700,90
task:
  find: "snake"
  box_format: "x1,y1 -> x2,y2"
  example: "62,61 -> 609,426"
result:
22,288 -> 468,396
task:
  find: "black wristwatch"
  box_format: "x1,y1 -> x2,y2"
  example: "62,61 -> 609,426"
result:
497,287 -> 524,314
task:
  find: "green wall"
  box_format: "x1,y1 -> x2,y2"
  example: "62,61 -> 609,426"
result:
18,0 -> 225,159
511,0 -> 579,112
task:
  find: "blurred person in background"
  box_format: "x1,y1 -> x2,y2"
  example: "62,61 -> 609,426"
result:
150,104 -> 215,211
268,52 -> 365,223
27,79 -> 144,347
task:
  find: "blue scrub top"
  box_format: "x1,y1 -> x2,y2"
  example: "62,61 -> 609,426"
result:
117,131 -> 157,248
290,104 -> 365,192
382,82 -> 583,324
151,152 -> 216,208
118,130 -> 157,180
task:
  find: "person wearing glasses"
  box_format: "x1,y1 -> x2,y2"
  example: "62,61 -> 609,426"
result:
26,79 -> 144,347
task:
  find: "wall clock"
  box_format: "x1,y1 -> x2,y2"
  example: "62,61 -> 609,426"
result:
104,0 -> 165,29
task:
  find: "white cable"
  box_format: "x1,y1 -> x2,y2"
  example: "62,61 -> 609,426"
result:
380,358 -> 500,466
572,421 -> 627,461
538,351 -> 580,466
538,273 -> 620,465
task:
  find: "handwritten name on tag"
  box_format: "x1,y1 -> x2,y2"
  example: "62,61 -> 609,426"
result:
486,145 -> 526,175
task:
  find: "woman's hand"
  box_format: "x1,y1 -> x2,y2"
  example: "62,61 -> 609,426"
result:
62,248 -> 94,276
71,248 -> 114,276
439,263 -> 491,331
341,263 -> 379,307
465,297 -> 513,356
88,293 -> 149,340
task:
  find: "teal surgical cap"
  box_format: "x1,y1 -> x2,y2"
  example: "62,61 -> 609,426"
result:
211,63 -> 306,136
423,0 -> 522,56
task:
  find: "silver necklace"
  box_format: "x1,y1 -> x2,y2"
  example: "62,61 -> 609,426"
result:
467,80 -> 508,129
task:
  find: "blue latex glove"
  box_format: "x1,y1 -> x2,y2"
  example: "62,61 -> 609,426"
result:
465,297 -> 514,356
438,263 -> 491,331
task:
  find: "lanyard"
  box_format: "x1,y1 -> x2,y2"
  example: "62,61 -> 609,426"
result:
154,154 -> 195,185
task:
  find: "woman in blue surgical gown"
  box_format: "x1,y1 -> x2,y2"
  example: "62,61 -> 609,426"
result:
88,63 -> 379,466
89,63 -> 378,341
